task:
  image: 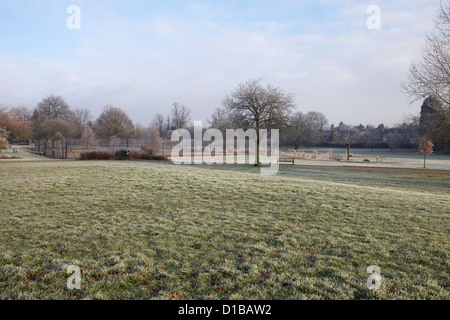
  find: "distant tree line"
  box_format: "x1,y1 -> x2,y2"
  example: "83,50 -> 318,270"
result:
0,96 -> 192,153
0,88 -> 446,155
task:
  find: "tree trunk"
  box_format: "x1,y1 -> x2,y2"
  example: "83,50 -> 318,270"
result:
424,154 -> 426,168
255,128 -> 260,166
347,144 -> 351,161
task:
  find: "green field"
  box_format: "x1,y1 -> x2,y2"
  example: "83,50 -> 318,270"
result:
0,158 -> 449,300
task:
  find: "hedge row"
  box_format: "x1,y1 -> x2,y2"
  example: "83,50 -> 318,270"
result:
79,150 -> 168,161
79,151 -> 114,160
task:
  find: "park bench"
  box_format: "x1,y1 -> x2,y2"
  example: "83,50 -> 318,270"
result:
278,157 -> 295,165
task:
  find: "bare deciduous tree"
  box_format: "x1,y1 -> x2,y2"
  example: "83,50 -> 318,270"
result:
9,106 -> 31,122
70,108 -> 92,138
339,125 -> 363,161
94,105 -> 134,139
145,123 -> 163,155
38,118 -> 73,140
81,125 -> 96,152
0,127 -> 9,150
401,1 -> 450,107
362,125 -> 379,151
386,132 -> 402,152
134,123 -> 146,140
282,111 -> 328,149
71,108 -> 92,136
171,103 -> 191,129
32,94 -> 74,140
165,114 -> 171,134
208,107 -> 233,133
153,113 -> 166,138
288,111 -> 309,149
305,111 -> 328,147
223,79 -> 295,165
34,94 -> 73,121
0,107 -> 9,129
72,108 -> 91,126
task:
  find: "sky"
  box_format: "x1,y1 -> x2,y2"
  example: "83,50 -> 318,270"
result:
0,0 -> 439,128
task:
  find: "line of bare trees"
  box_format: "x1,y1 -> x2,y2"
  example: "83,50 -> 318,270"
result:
0,82 -> 441,157
0,97 -> 195,155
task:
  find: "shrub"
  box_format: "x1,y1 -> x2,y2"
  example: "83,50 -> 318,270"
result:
112,149 -> 168,161
79,151 -> 113,160
328,148 -> 333,160
140,144 -> 156,156
129,150 -> 168,161
79,150 -> 167,161
115,150 -> 130,160
0,137 -> 8,150
129,151 -> 145,160
139,153 -> 168,161
79,149 -> 169,161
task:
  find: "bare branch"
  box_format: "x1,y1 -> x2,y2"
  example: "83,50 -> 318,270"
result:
401,1 -> 450,107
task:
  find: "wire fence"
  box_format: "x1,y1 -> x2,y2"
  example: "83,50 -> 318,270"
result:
34,139 -> 180,159
34,138 -> 268,160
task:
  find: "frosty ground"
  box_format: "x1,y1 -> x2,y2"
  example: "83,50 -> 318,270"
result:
0,151 -> 449,300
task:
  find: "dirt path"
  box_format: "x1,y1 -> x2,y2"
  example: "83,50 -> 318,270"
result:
284,164 -> 450,174
0,160 -> 71,164
2,158 -> 449,175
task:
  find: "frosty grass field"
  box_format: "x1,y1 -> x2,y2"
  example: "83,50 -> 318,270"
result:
0,147 -> 449,300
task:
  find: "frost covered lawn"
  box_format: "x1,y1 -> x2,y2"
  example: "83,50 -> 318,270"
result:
0,160 -> 449,299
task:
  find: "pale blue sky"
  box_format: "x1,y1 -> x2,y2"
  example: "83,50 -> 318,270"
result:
0,0 -> 438,127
